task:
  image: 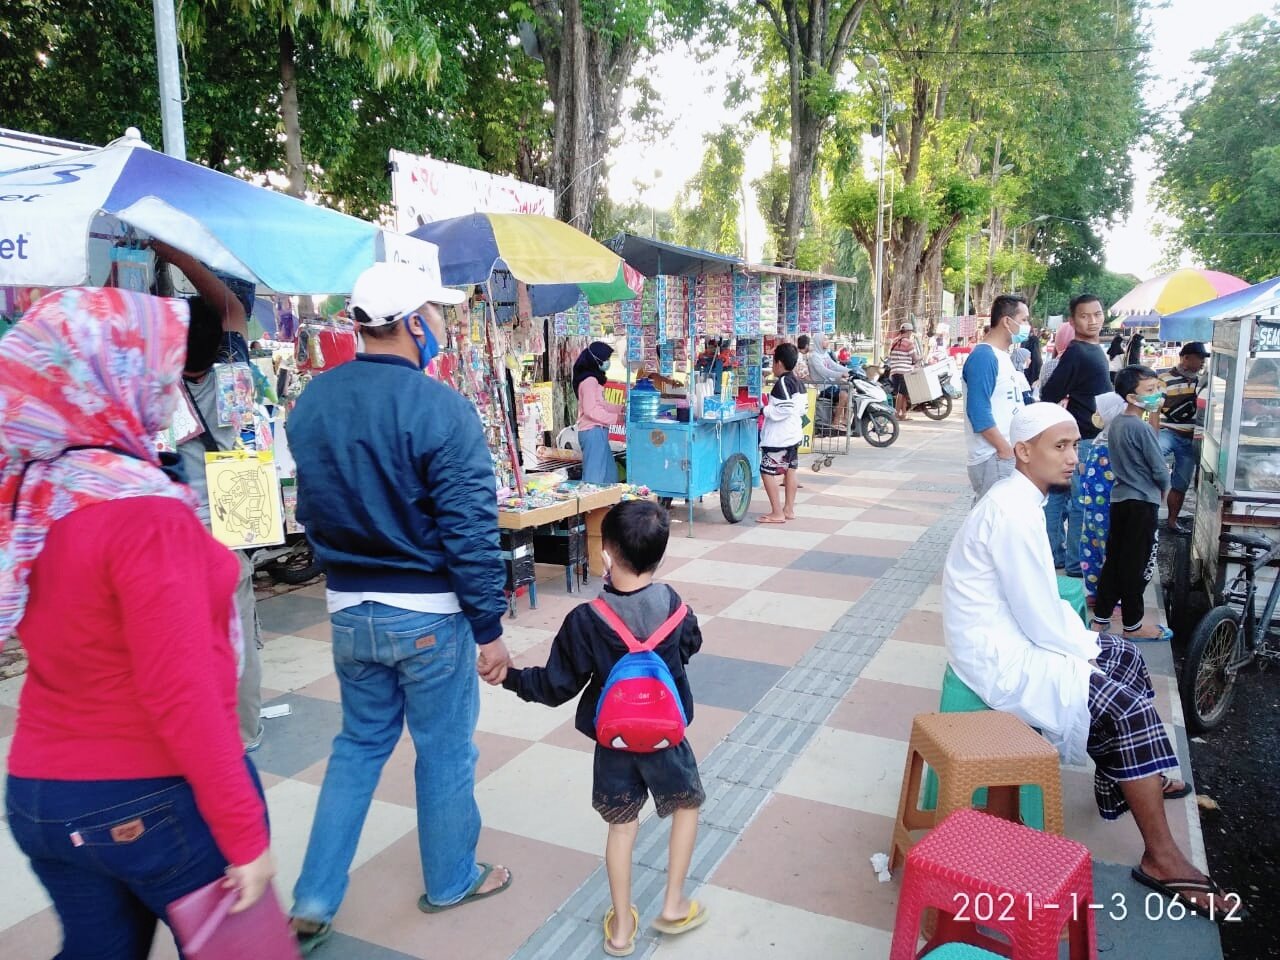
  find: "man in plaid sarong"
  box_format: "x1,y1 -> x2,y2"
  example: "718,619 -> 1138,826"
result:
943,403 -> 1242,922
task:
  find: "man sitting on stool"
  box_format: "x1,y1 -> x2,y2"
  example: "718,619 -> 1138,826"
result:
941,402 -> 1241,920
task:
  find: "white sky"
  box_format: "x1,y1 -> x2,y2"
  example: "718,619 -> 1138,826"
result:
607,0 -> 1276,278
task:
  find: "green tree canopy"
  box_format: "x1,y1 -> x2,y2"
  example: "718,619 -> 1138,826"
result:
1155,14 -> 1280,281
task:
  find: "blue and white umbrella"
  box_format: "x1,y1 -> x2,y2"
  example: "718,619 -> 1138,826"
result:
0,135 -> 440,294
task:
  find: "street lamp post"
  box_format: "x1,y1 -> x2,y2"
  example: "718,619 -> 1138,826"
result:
872,79 -> 888,364
963,234 -> 971,318
152,0 -> 186,159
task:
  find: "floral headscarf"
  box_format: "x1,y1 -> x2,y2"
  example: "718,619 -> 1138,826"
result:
0,287 -> 197,638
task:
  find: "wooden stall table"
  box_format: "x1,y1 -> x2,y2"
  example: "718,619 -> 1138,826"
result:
497,499 -> 580,617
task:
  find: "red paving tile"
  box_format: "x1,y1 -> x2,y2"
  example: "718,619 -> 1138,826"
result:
295,671 -> 342,703
651,580 -> 749,617
337,827 -> 599,959
711,793 -> 899,931
827,678 -> 940,742
759,568 -> 874,603
700,542 -> 810,568
818,534 -> 912,559
287,620 -> 335,643
891,609 -> 945,646
698,616 -> 825,667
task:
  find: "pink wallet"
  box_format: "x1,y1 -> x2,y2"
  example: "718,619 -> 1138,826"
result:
167,879 -> 302,960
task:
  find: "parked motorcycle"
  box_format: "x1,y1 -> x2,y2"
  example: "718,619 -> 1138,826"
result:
253,533 -> 321,585
848,371 -> 900,448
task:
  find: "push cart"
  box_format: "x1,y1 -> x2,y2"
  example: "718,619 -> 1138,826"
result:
627,408 -> 760,533
803,379 -> 854,472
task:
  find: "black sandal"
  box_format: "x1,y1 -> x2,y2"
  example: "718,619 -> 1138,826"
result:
294,921 -> 333,955
1161,774 -> 1193,800
1131,868 -> 1247,923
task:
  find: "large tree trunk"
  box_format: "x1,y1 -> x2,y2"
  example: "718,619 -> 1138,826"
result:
782,110 -> 820,266
535,0 -> 637,232
279,26 -> 305,198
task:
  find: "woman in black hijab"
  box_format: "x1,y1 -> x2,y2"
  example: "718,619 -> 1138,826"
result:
1124,332 -> 1145,367
1107,334 -> 1126,383
573,342 -> 622,484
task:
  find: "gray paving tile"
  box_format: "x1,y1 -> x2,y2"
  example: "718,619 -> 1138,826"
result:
686,654 -> 787,713
724,714 -> 822,755
321,933 -> 425,960
252,693 -> 343,777
1092,861 -> 1224,958
257,591 -> 330,635
789,550 -> 897,578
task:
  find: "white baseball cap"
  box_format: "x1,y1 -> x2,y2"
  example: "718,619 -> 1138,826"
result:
348,262 -> 466,326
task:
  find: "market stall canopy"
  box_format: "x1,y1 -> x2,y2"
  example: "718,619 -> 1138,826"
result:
411,212 -> 624,286
1110,268 -> 1249,318
1160,275 -> 1280,341
0,127 -> 92,173
607,234 -> 744,277
0,134 -> 441,294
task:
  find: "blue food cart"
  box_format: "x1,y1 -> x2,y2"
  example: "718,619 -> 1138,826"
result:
627,408 -> 760,530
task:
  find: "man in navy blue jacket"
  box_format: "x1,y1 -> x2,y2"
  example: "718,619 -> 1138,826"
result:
286,263 -> 512,949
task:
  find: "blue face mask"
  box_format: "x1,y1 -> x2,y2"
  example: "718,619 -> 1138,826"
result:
1136,392 -> 1164,412
408,315 -> 440,370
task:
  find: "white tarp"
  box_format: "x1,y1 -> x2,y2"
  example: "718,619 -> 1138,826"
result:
389,149 -> 553,233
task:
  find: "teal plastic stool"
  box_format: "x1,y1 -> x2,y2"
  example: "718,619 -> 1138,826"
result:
919,665 -> 1046,830
1056,574 -> 1089,626
922,944 -> 1007,959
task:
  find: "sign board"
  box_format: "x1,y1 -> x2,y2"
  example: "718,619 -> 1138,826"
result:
1255,319 -> 1280,354
798,387 -> 819,453
604,380 -> 627,444
389,150 -> 554,233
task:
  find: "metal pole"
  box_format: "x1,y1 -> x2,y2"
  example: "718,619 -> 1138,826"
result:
963,234 -> 970,318
152,0 -> 186,159
872,87 -> 887,364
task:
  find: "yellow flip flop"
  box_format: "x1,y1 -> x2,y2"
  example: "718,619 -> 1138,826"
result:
651,900 -> 709,936
603,905 -> 639,957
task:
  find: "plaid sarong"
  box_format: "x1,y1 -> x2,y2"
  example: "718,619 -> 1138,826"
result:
1086,634 -> 1178,819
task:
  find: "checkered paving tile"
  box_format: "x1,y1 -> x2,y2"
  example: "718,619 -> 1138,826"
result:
0,418 -> 1217,960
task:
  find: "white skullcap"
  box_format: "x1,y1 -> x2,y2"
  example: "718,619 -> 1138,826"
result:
1009,402 -> 1077,445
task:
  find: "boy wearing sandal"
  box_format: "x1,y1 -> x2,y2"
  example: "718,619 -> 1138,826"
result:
500,501 -> 709,955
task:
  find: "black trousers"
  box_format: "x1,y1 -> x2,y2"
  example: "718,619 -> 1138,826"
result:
1094,499 -> 1159,630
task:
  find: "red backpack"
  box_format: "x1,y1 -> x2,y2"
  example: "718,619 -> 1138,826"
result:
591,598 -> 689,753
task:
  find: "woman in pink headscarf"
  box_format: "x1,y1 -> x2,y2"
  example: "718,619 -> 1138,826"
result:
1,288 -> 274,958
1035,322 -> 1076,400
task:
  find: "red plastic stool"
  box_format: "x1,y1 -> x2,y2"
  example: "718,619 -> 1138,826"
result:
890,808 -> 1096,960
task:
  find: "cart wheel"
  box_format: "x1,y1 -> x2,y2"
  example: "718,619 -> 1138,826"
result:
719,453 -> 753,523
824,456 -> 834,467
811,460 -> 822,473
862,410 -> 900,448
922,395 -> 952,420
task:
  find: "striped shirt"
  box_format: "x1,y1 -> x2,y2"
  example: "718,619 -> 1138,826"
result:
888,336 -> 921,375
1158,367 -> 1199,434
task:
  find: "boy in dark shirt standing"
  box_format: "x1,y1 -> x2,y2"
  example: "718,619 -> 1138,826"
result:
1092,366 -> 1173,641
502,501 -> 708,956
1041,294 -> 1112,577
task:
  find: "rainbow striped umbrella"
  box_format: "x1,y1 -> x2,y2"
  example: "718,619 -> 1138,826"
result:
1111,268 -> 1249,317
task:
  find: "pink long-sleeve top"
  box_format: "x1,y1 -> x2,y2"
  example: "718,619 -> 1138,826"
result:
577,378 -> 623,432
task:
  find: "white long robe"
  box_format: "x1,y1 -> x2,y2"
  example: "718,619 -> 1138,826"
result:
942,470 -> 1101,765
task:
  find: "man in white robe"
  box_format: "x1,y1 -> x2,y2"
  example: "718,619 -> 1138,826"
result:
942,402 -> 1240,921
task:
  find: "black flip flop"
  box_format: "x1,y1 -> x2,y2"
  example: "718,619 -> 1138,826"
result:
1130,867 -> 1247,923
1162,774 -> 1193,800
294,921 -> 333,956
418,863 -> 513,914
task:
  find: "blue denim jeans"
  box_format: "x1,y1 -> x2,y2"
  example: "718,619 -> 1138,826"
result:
1044,487 -> 1070,568
1065,439 -> 1095,576
291,605 -> 483,922
6,760 -> 265,960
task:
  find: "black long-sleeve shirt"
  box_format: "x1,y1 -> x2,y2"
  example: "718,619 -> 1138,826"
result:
1040,341 -> 1112,440
503,582 -> 702,740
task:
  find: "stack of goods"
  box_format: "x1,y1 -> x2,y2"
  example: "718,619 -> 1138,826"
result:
445,305 -> 518,496
759,277 -> 780,335
735,340 -> 764,396
693,274 -> 734,337
732,273 -> 761,337
654,276 -> 688,342
553,296 -> 593,336
627,288 -> 659,364
780,281 -> 837,335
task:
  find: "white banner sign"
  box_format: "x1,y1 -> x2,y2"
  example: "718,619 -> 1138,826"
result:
389,150 -> 553,233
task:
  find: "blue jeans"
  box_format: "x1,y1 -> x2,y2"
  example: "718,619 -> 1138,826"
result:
1044,487 -> 1070,568
291,605 -> 483,922
1159,429 -> 1196,492
6,760 -> 265,960
1065,439 -> 1095,576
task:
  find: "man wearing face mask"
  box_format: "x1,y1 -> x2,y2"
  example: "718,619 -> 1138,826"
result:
285,263 -> 513,948
1041,293 -> 1112,578
961,294 -> 1028,499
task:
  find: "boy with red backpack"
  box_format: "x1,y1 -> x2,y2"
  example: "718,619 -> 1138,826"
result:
499,500 -> 708,956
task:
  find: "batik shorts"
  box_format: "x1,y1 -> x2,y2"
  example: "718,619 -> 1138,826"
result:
761,445 -> 799,476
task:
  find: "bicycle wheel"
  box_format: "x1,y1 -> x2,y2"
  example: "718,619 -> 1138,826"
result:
1181,605 -> 1243,734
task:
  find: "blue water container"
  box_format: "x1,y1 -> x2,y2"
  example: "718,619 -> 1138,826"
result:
629,379 -> 661,421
